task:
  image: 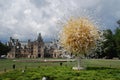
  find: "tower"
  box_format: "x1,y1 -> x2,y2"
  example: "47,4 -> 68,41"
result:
37,33 -> 44,58
37,33 -> 43,42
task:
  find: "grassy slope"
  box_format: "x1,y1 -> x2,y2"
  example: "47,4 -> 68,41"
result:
0,59 -> 120,80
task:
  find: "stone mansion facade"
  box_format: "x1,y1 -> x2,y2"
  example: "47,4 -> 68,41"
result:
7,33 -> 63,58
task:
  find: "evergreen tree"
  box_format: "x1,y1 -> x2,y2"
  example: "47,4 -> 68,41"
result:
102,29 -> 116,59
0,41 -> 10,57
114,21 -> 120,58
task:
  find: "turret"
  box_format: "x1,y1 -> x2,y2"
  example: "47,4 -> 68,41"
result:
37,33 -> 43,42
28,39 -> 31,44
10,37 -> 12,42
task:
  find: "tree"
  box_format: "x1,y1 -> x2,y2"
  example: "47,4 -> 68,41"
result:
102,29 -> 116,59
114,26 -> 120,58
117,20 -> 120,27
0,41 -> 10,57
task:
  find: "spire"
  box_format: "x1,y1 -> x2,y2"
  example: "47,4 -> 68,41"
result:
37,33 -> 43,42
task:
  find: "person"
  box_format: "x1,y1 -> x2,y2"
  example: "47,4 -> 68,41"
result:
60,62 -> 63,66
13,64 -> 16,69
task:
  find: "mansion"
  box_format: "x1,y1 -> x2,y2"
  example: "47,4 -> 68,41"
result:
7,33 -> 64,58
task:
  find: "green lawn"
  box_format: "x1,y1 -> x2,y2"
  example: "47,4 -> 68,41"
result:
83,59 -> 120,68
0,59 -> 120,80
0,58 -> 76,72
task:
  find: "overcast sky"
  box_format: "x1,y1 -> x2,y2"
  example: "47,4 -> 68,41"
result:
0,0 -> 120,42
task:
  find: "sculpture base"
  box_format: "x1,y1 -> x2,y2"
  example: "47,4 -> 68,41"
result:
72,67 -> 84,70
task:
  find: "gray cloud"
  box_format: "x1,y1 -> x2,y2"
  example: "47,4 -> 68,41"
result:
30,0 -> 50,8
0,0 -> 120,42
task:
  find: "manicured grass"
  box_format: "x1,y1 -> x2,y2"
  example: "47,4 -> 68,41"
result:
0,58 -> 76,72
1,59 -> 120,72
0,59 -> 120,80
82,59 -> 120,68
